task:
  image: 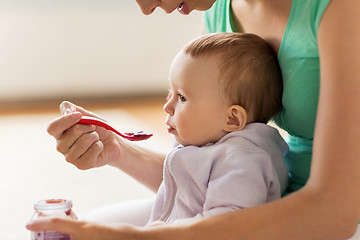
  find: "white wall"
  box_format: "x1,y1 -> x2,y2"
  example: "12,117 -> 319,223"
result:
0,1 -> 202,101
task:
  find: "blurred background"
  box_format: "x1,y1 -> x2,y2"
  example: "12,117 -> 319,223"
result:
0,0 -> 201,103
0,1 -> 201,239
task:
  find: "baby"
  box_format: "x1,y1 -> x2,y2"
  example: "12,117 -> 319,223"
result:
149,32 -> 289,224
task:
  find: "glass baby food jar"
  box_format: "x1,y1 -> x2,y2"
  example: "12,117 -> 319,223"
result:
30,199 -> 77,240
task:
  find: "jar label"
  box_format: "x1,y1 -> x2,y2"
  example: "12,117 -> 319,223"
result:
32,231 -> 70,240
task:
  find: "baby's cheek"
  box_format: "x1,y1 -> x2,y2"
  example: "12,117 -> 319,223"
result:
181,127 -> 208,146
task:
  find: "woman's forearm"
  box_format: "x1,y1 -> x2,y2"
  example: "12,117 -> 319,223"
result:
26,185 -> 358,240
144,186 -> 357,240
109,138 -> 165,192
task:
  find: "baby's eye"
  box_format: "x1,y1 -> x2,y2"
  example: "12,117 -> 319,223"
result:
178,94 -> 187,103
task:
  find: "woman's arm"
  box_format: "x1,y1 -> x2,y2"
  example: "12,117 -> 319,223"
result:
109,137 -> 165,192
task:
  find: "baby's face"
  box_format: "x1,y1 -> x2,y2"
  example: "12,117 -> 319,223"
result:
164,52 -> 230,146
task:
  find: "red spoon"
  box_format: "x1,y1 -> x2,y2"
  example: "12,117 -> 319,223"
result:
78,116 -> 153,141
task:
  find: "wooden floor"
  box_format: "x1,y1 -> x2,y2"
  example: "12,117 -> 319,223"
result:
0,94 -> 166,114
0,94 -> 168,136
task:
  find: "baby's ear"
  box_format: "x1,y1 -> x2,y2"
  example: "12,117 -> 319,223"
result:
223,105 -> 247,132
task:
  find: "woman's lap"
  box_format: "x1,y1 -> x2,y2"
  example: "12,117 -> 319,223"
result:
80,198 -> 154,227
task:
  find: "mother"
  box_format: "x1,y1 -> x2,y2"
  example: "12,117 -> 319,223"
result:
27,0 -> 360,239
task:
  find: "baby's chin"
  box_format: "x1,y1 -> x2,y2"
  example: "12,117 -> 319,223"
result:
176,137 -> 212,147
175,137 -> 194,147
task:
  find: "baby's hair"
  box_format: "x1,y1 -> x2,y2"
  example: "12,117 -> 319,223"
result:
183,32 -> 283,124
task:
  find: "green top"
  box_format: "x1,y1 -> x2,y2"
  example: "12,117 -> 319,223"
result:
204,0 -> 332,193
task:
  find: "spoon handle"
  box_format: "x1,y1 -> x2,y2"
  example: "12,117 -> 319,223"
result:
77,116 -> 152,141
78,116 -> 123,136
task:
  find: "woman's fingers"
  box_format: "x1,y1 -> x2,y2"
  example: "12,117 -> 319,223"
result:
47,109 -> 104,169
47,112 -> 83,139
26,217 -> 81,235
65,134 -> 104,170
60,101 -> 77,115
65,131 -> 100,159
75,140 -> 104,169
60,101 -> 103,120
60,101 -> 87,116
54,124 -> 105,169
57,124 -> 96,155
47,101 -> 113,170
26,217 -> 140,240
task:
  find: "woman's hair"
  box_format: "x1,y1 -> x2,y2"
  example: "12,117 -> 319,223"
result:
183,32 -> 283,124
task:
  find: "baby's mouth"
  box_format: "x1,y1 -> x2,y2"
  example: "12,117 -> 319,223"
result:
167,125 -> 175,133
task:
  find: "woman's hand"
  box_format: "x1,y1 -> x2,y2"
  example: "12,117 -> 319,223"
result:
47,101 -> 165,191
47,101 -> 121,170
26,217 -> 141,240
